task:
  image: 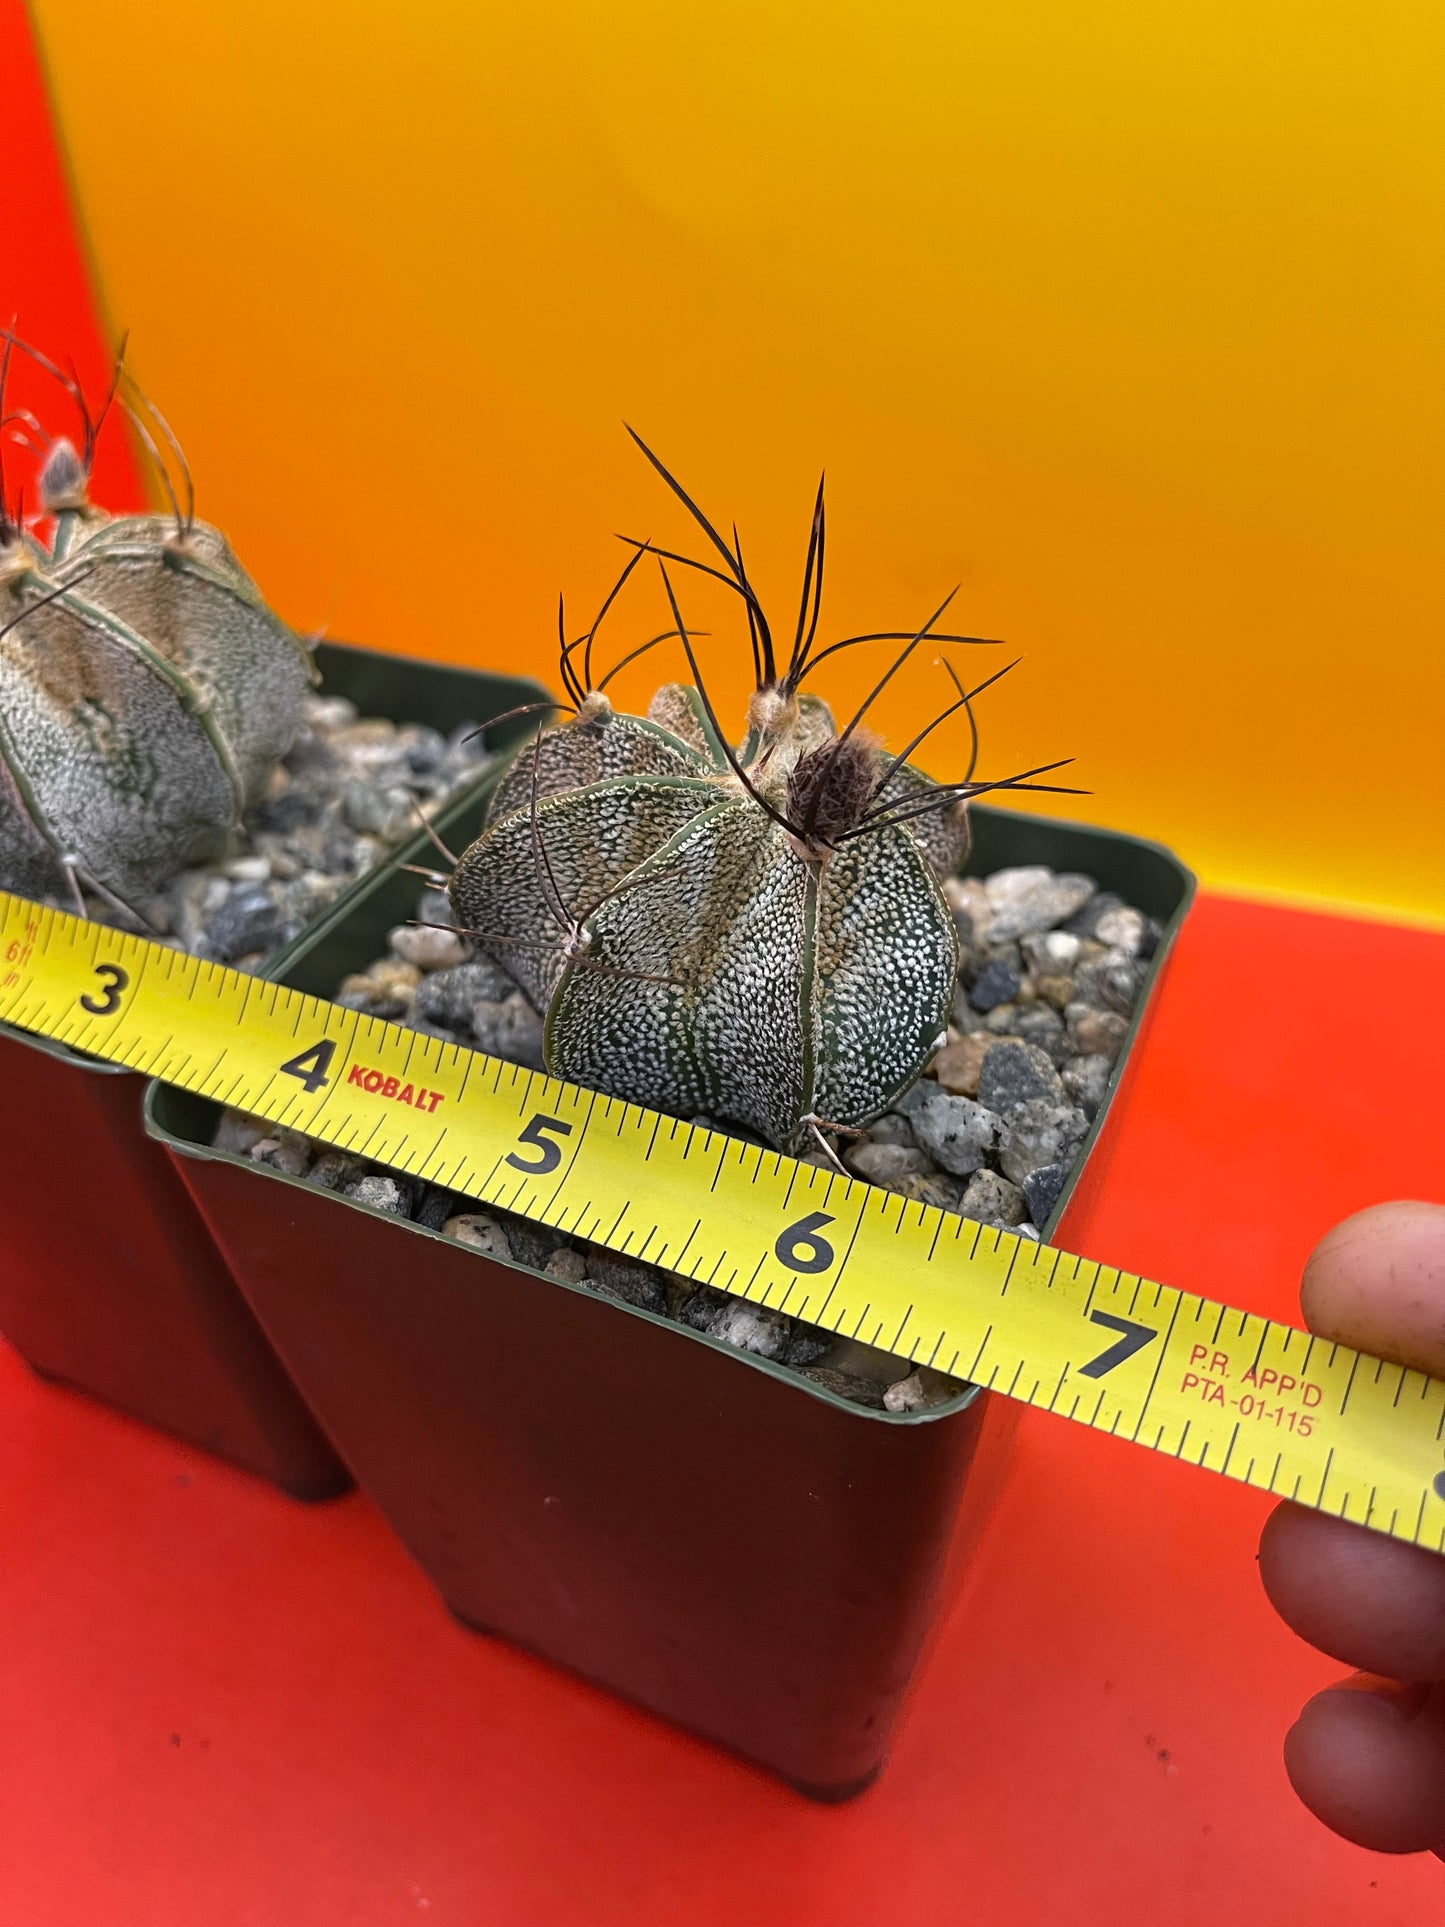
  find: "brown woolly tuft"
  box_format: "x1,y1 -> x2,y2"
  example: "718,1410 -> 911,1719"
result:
786,733 -> 880,854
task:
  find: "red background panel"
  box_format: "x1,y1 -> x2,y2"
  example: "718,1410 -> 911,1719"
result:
3,5 -> 1445,1917
2,2 -> 141,516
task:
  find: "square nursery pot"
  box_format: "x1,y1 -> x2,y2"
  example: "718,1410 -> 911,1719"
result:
147,799 -> 1193,1782
0,642 -> 546,1497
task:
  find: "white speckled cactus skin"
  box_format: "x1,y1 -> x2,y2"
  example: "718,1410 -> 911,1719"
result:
0,390 -> 313,912
450,686 -> 963,1151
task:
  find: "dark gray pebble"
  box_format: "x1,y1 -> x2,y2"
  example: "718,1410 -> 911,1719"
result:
977,1039 -> 1064,1112
504,1219 -> 567,1271
968,956 -> 1022,1011
1022,1161 -> 1069,1226
783,1323 -> 832,1368
305,1148 -> 369,1192
1063,891 -> 1125,940
912,1091 -> 999,1176
206,884 -> 290,961
254,785 -> 325,833
796,1366 -> 890,1409
1011,1003 -> 1069,1066
415,1184 -> 466,1232
588,1253 -> 668,1314
888,1076 -> 936,1117
1061,1053 -> 1112,1119
413,959 -> 517,1030
1073,954 -> 1147,1015
678,1287 -> 792,1358
998,1098 -> 1089,1184
400,725 -> 449,776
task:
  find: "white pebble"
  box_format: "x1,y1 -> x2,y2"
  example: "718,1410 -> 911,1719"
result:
345,1174 -> 408,1214
306,696 -> 359,732
845,1140 -> 934,1185
884,1367 -> 963,1414
249,1136 -> 311,1178
1094,906 -> 1147,956
389,922 -> 467,970
544,1248 -> 590,1284
984,865 -> 1054,905
1022,929 -> 1081,973
214,1108 -> 270,1155
443,1213 -> 513,1259
943,876 -> 992,927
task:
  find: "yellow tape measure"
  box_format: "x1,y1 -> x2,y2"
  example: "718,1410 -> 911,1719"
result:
4,885 -> 1443,1550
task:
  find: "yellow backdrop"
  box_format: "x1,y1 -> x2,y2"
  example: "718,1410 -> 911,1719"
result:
28,0 -> 1445,921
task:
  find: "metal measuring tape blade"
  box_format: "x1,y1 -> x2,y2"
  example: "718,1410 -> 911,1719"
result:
4,885 -> 1444,1550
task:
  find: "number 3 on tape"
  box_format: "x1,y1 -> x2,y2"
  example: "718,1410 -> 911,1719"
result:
78,963 -> 129,1017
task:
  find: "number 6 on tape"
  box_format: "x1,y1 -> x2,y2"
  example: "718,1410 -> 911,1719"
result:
775,1211 -> 837,1275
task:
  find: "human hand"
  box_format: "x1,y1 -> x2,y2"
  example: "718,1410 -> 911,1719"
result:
1259,1201 -> 1445,1855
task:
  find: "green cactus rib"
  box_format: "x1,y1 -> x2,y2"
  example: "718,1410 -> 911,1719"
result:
48,508 -> 95,566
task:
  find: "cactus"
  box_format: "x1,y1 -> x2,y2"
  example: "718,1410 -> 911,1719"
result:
450,440 -> 1075,1154
0,337 -> 313,918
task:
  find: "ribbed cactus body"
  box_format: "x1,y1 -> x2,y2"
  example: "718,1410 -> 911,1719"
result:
0,510 -> 312,906
449,687 -> 961,1152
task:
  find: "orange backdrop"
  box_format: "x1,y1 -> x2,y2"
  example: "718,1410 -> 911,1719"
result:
23,0 -> 1445,922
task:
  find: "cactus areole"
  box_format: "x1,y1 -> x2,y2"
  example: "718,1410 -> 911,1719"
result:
450,436 -> 1075,1155
0,336 -> 313,920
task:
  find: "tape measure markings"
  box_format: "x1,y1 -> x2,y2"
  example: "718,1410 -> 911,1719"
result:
4,885 -> 1445,1551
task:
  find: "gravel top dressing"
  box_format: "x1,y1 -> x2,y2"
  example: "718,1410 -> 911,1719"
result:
214,859 -> 1162,1411
40,692 -> 497,970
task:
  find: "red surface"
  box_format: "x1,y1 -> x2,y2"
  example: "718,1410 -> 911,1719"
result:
1,896 -> 1442,1924
5,9 -> 1445,1917
2,0 -> 143,514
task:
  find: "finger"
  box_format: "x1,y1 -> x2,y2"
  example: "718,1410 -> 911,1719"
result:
1299,1201 -> 1445,1377
1284,1675 -> 1445,1855
1260,1502 -> 1445,1679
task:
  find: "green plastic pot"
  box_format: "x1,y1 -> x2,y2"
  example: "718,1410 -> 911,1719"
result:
148,796 -> 1193,1777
